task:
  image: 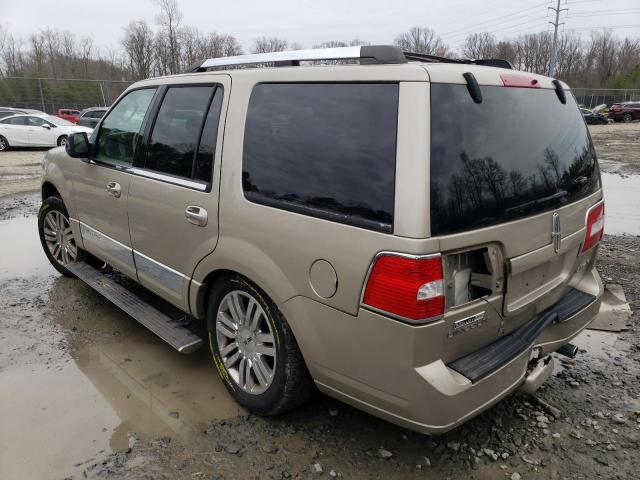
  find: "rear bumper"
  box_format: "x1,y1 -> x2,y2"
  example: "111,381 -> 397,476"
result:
281,266 -> 603,434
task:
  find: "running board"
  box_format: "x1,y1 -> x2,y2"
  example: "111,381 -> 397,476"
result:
66,262 -> 203,354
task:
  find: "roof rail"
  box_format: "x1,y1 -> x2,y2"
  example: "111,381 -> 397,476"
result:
186,45 -> 407,72
404,51 -> 513,69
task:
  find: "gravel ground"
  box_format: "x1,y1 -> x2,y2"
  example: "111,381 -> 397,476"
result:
0,125 -> 639,480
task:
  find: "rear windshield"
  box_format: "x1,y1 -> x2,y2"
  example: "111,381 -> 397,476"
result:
429,84 -> 600,236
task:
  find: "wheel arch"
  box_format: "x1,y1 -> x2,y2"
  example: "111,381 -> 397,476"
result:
42,180 -> 62,201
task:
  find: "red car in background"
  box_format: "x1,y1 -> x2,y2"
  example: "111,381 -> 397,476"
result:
609,101 -> 640,123
54,109 -> 81,124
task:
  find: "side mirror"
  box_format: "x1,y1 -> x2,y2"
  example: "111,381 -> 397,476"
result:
66,132 -> 90,158
42,124 -> 51,129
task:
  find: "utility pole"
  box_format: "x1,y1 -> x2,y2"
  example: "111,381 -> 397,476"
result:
548,0 -> 568,77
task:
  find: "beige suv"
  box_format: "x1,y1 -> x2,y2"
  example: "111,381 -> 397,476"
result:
38,46 -> 604,434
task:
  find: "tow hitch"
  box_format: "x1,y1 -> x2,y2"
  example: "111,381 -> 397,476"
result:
519,353 -> 554,395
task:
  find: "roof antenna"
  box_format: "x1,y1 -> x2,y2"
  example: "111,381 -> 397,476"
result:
463,72 -> 482,104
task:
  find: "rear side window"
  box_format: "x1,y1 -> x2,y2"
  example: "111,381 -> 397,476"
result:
242,83 -> 398,232
2,116 -> 26,125
430,84 -> 600,236
145,85 -> 222,184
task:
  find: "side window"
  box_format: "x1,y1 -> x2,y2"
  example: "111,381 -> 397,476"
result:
194,88 -> 223,183
242,83 -> 399,232
96,88 -> 156,167
27,116 -> 44,126
145,85 -> 215,179
4,116 -> 26,125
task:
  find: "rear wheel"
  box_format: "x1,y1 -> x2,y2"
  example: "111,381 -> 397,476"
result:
623,113 -> 633,123
0,135 -> 9,151
57,135 -> 68,147
207,274 -> 314,415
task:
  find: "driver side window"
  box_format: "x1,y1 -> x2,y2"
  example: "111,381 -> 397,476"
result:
96,88 -> 156,167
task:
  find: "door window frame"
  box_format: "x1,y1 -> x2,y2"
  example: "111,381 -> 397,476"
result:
134,82 -> 224,193
90,86 -> 160,171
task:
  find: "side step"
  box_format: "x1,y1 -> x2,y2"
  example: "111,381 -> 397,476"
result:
66,262 -> 203,354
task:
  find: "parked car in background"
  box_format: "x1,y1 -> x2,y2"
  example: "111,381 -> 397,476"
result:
78,107 -> 108,128
609,101 -> 640,123
0,114 -> 92,150
55,109 -> 81,124
581,108 -> 609,125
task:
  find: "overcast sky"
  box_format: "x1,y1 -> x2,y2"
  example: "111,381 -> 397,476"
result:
2,0 -> 639,52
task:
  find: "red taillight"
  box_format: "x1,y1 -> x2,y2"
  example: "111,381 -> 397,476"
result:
580,201 -> 605,255
362,254 -> 444,323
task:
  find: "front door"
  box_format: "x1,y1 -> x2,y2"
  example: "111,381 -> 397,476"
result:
25,116 -> 55,146
127,78 -> 228,310
71,87 -> 157,279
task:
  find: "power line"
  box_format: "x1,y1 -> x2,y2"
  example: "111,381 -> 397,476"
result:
444,16 -> 549,44
439,1 -> 550,39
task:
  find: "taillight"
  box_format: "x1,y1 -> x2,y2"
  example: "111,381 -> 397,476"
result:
580,200 -> 605,255
362,253 -> 444,323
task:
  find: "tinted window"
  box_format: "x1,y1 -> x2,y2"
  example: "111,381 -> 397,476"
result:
2,116 -> 26,125
89,110 -> 106,119
146,86 -> 215,178
27,116 -> 45,126
243,83 -> 398,232
97,88 -> 156,167
194,88 -> 223,183
430,84 -> 600,236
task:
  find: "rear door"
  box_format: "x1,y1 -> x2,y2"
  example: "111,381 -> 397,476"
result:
127,77 -> 229,310
0,116 -> 30,145
428,78 -> 601,319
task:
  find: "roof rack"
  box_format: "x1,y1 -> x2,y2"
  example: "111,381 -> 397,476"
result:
403,52 -> 513,69
184,45 -> 513,73
186,45 -> 407,72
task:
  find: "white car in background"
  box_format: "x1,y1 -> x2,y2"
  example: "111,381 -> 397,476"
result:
0,114 -> 93,151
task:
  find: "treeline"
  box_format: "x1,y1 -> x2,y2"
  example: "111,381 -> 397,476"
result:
0,0 -> 638,88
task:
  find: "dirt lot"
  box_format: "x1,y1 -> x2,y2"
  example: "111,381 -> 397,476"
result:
0,125 -> 639,480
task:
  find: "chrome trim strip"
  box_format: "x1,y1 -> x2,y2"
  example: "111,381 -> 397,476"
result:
201,47 -> 362,68
79,222 -> 134,267
133,250 -> 188,296
128,167 -> 208,191
359,251 -> 443,325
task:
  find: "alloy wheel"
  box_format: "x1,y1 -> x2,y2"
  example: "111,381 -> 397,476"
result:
43,210 -> 78,265
0,137 -> 8,151
215,290 -> 277,395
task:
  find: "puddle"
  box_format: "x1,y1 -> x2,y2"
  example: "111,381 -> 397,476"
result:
601,172 -> 640,236
0,216 -> 55,280
0,214 -> 243,480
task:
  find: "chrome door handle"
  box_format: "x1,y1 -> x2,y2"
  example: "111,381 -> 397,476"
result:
106,181 -> 121,198
185,205 -> 208,227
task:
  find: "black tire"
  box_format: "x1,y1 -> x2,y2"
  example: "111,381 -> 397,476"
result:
207,273 -> 314,415
0,135 -> 9,151
57,135 -> 68,147
38,196 -> 83,277
623,114 -> 633,123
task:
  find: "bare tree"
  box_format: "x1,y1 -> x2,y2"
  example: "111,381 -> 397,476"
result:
122,20 -> 154,79
252,36 -> 289,53
461,33 -> 497,60
393,27 -> 449,56
313,39 -> 370,49
154,0 -> 183,74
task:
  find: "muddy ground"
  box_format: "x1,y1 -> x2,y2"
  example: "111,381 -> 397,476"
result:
0,124 -> 639,480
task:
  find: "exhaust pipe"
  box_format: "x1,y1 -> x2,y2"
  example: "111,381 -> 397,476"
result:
556,343 -> 579,359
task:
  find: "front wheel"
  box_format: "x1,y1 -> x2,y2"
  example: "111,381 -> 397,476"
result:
207,274 -> 314,415
57,135 -> 68,147
623,113 -> 633,123
38,196 -> 83,277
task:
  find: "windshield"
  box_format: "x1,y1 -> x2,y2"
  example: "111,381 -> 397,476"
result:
429,84 -> 600,236
46,115 -> 74,126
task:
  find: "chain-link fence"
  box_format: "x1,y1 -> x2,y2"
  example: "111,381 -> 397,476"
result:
573,88 -> 640,109
1,76 -> 639,114
0,77 -> 133,114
